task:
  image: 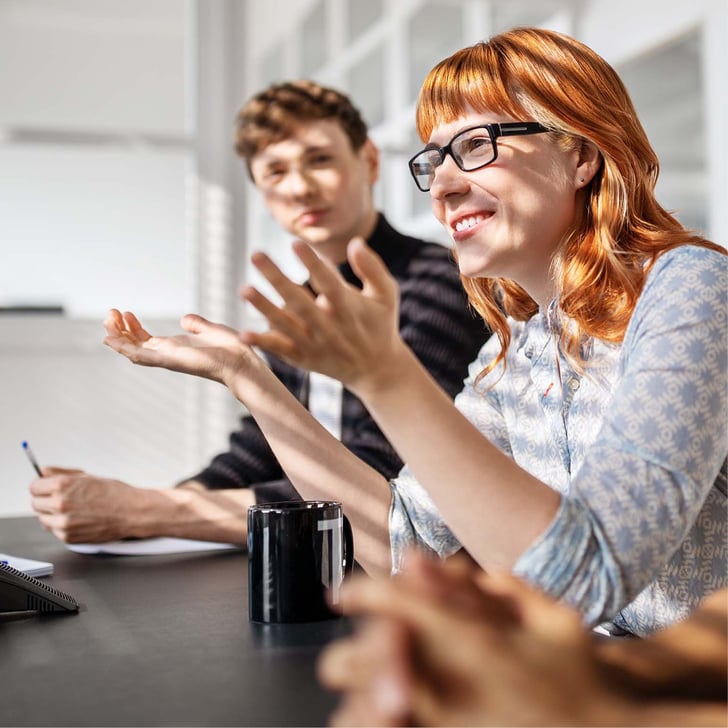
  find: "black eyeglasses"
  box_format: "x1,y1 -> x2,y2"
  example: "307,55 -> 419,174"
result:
408,122 -> 549,192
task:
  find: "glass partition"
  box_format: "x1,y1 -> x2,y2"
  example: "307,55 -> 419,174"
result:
408,2 -> 465,103
346,0 -> 383,42
301,0 -> 327,77
619,32 -> 706,232
346,43 -> 386,127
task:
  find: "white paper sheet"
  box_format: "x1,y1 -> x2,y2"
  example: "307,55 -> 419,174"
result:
67,538 -> 239,556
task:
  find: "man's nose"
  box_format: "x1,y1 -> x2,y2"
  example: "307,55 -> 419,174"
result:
282,168 -> 315,198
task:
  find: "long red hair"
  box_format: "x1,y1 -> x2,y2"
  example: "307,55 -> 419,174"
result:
415,28 -> 724,379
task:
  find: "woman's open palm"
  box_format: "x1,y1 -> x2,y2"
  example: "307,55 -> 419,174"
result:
103,308 -> 257,386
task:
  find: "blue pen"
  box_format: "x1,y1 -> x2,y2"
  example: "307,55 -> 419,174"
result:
21,441 -> 43,477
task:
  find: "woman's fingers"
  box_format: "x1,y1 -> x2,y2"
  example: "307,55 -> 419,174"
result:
103,308 -> 124,335
239,284 -> 316,362
239,285 -> 311,340
291,240 -> 351,309
102,310 -> 165,365
249,250 -> 321,321
347,237 -> 398,303
179,313 -> 213,334
336,571 -> 466,633
103,309 -> 151,346
180,313 -> 237,339
122,310 -> 146,337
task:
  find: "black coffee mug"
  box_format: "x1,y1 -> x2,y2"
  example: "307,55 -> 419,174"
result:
247,500 -> 354,623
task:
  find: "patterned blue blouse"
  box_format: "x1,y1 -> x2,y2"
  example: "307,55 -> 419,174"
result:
390,245 -> 727,635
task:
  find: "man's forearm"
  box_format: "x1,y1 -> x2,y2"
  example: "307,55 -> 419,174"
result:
132,482 -> 255,544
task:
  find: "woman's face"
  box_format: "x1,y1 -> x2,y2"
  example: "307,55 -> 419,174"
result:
427,107 -> 584,306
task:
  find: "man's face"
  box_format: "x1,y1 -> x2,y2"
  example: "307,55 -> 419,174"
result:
249,119 -> 379,262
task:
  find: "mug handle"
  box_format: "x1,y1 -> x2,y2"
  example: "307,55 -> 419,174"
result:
342,515 -> 355,575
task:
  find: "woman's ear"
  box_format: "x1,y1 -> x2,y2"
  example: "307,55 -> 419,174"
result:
575,139 -> 600,187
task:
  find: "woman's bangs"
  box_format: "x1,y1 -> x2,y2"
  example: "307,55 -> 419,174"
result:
415,48 -> 520,140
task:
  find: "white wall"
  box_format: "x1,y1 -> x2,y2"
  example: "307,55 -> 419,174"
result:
0,0 -> 194,318
0,0 -> 247,518
0,317 -> 237,517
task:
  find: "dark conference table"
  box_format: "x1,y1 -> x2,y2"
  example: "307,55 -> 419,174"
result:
1,517 -> 352,726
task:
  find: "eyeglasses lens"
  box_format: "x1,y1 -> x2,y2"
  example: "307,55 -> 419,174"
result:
411,152 -> 438,191
453,129 -> 495,170
409,127 -> 497,191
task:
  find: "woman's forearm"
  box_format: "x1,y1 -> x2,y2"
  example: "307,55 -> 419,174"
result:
225,360 -> 394,576
352,344 -> 560,571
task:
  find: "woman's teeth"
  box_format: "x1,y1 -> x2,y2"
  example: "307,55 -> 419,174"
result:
455,215 -> 485,232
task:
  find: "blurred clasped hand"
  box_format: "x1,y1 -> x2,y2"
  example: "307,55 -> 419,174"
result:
317,549 -> 728,727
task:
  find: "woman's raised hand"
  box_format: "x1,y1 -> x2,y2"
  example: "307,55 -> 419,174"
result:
239,238 -> 406,397
103,308 -> 259,387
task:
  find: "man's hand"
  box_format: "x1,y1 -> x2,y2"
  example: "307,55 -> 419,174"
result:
29,468 -> 143,543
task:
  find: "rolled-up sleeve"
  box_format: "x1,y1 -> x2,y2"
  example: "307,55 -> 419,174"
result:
514,246 -> 727,630
389,335 -> 510,571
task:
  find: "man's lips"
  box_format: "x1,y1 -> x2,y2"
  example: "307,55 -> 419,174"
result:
297,208 -> 328,225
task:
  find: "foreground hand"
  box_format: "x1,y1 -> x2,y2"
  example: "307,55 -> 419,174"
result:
239,238 -> 406,395
319,551 -> 623,727
29,468 -> 141,543
103,309 -> 257,388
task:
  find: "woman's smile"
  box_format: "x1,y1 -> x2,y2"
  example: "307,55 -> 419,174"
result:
450,210 -> 495,242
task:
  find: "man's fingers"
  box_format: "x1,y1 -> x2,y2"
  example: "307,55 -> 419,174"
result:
40,466 -> 85,477
29,478 -> 55,497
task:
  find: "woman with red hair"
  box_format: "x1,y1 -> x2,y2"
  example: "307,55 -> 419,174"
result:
104,28 -> 726,637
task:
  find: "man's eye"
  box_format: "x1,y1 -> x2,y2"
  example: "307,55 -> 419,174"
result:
309,154 -> 332,165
